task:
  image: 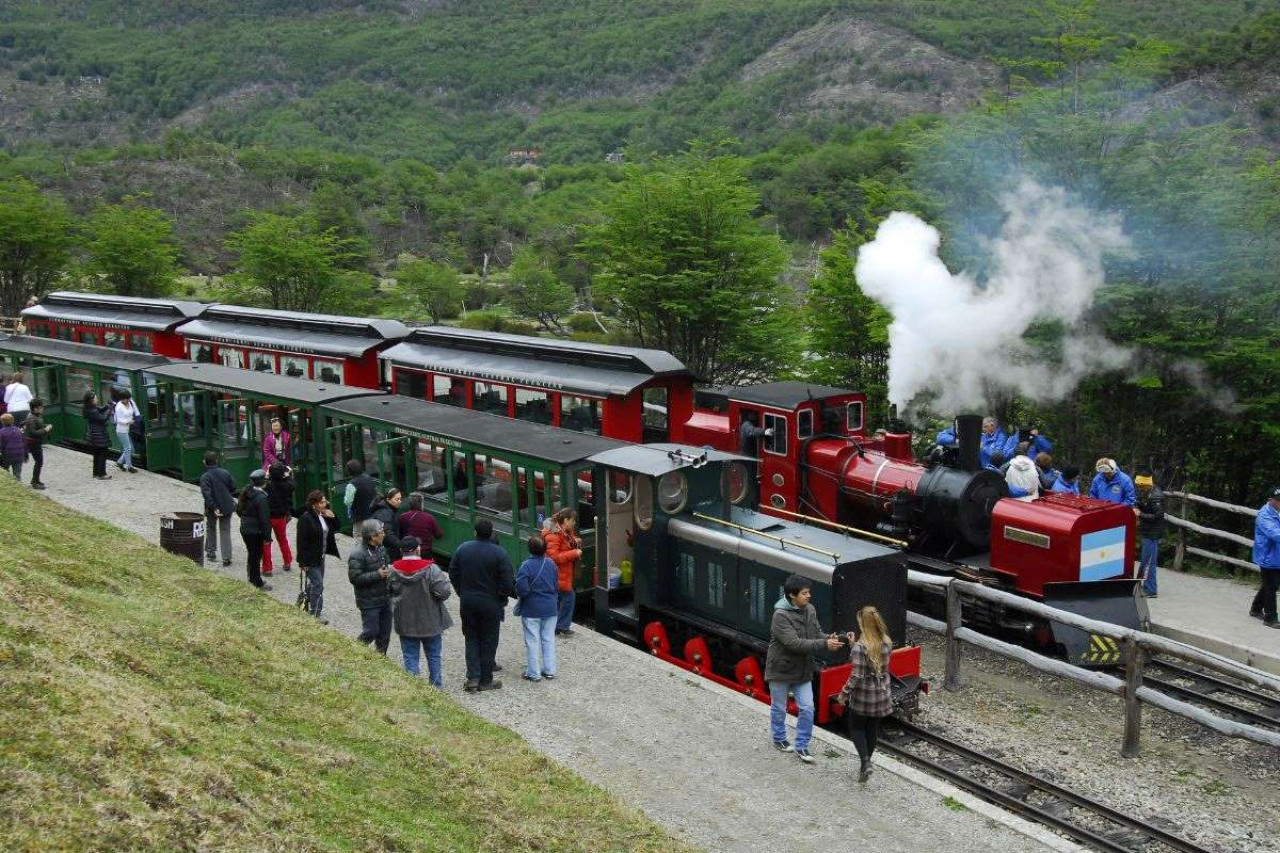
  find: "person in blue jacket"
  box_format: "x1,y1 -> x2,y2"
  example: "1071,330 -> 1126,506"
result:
1249,487 -> 1280,628
1088,458 -> 1136,505
1051,465 -> 1081,495
1002,428 -> 1052,462
936,416 -> 1008,468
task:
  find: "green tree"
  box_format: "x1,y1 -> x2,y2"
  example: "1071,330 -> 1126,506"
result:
804,227 -> 892,416
83,200 -> 182,298
308,182 -> 372,271
0,179 -> 73,317
585,148 -> 797,384
504,247 -> 575,333
226,212 -> 371,313
395,255 -> 465,323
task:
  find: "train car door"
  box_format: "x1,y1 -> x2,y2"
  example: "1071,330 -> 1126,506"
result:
286,407 -> 315,506
214,398 -> 255,485
142,378 -> 180,474
28,364 -> 67,436
173,390 -> 213,481
375,435 -> 412,496
322,422 -> 362,529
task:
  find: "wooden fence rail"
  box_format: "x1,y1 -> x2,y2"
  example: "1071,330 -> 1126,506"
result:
908,571 -> 1280,754
1164,490 -> 1259,574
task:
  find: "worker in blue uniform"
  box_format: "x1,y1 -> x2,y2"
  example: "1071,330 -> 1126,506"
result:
1250,487 -> 1280,628
1088,458 -> 1136,505
936,416 -> 1007,468
1050,465 -> 1081,495
1002,428 -> 1052,461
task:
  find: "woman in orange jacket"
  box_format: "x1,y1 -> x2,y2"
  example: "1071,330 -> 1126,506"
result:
543,508 -> 581,636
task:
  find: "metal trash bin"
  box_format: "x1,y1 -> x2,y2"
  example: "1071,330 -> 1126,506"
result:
160,512 -> 206,566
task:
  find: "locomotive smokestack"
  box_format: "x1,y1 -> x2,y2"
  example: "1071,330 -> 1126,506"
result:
955,414 -> 982,473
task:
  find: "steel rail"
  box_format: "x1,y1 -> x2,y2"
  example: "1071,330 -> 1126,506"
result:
881,721 -> 1211,853
1140,659 -> 1280,730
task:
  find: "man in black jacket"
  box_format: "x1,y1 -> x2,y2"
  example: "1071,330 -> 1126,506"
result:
200,451 -> 237,566
1135,471 -> 1165,598
450,519 -> 515,691
349,519 -> 392,654
344,460 -> 378,529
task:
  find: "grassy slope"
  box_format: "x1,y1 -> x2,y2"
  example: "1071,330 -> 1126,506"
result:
0,476 -> 693,853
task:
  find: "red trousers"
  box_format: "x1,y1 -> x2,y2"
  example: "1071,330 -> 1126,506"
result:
262,516 -> 293,572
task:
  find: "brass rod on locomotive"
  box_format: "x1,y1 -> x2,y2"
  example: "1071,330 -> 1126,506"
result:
763,506 -> 908,549
692,512 -> 842,562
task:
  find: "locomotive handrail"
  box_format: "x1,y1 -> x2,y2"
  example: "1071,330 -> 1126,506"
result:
763,506 -> 908,548
909,571 -> 1280,754
691,513 -> 841,562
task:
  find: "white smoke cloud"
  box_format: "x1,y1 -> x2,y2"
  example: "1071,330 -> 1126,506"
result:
854,179 -> 1132,412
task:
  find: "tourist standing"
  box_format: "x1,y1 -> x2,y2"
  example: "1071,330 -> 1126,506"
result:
837,606 -> 895,783
83,392 -> 112,480
343,460 -> 378,528
199,450 -> 236,566
113,389 -> 141,473
370,488 -> 404,562
3,372 -> 32,427
235,469 -> 273,590
544,508 -> 581,636
0,413 -> 25,480
765,574 -> 843,764
1134,471 -> 1165,598
451,519 -> 514,692
262,462 -> 295,576
349,520 -> 393,654
1089,458 -> 1137,505
261,417 -> 291,469
295,489 -> 339,624
1250,487 -> 1280,629
398,492 -> 444,555
515,535 -> 559,682
22,398 -> 51,489
388,535 -> 453,686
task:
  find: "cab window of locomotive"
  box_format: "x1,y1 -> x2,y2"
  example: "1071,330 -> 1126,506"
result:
797,409 -> 814,440
104,332 -> 125,349
657,471 -> 688,514
220,349 -> 245,370
762,413 -> 788,456
609,471 -> 633,505
54,324 -> 74,341
559,395 -> 601,435
473,382 -> 509,416
78,331 -> 100,346
281,355 -> 308,379
314,359 -> 343,384
189,342 -> 214,363
846,401 -> 864,432
515,388 -> 552,424
634,475 -> 654,530
249,351 -> 276,373
724,462 -> 750,505
642,386 -> 668,436
396,368 -> 428,400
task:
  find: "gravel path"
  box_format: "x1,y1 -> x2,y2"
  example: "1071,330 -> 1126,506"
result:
25,446 -> 1060,853
911,629 -> 1280,853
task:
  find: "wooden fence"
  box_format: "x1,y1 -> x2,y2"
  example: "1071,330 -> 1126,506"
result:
909,571 -> 1280,755
1164,490 -> 1259,574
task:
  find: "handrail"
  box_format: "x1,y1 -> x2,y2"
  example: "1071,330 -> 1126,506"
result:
692,512 -> 841,562
1167,491 -> 1260,574
762,505 -> 908,548
1165,490 -> 1258,518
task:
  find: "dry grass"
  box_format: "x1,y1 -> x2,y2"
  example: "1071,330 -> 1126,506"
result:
0,476 -> 696,853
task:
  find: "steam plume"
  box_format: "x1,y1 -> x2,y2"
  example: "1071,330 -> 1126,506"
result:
855,179 -> 1130,412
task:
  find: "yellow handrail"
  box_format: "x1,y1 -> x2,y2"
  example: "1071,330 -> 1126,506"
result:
692,512 -> 841,562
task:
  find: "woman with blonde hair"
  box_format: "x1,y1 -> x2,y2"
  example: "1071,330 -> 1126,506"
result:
837,605 -> 894,783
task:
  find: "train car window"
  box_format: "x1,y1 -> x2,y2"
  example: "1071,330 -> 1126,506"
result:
694,390 -> 728,413
66,367 -> 94,404
396,368 -> 428,400
797,409 -> 814,439
634,475 -> 653,530
314,359 -> 343,384
281,355 -> 308,379
249,351 -> 277,373
78,331 -> 100,346
473,382 -> 509,416
475,454 -> 514,519
657,471 -> 688,514
453,452 -> 474,509
573,465 -> 595,532
415,440 -> 449,498
515,388 -> 553,424
559,395 -> 601,435
54,324 -> 73,341
846,401 -> 864,432
28,322 -> 51,338
129,333 -> 153,353
104,332 -> 125,349
609,471 -> 633,505
724,462 -> 750,505
642,387 -> 669,439
188,342 -> 214,363
432,374 -> 466,407
548,470 -> 563,517
220,349 -> 245,370
762,413 -> 788,456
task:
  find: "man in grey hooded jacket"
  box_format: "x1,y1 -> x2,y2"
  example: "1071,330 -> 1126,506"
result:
764,574 -> 843,764
388,536 -> 454,687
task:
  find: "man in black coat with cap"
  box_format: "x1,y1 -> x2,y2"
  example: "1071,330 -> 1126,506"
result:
450,519 -> 515,691
200,450 -> 236,566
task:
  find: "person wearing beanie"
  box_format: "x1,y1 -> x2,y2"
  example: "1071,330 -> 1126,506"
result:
235,469 -> 273,590
1088,458 -> 1136,506
388,535 -> 454,686
1051,464 -> 1081,495
1134,471 -> 1165,598
1004,454 -> 1040,502
1249,487 -> 1280,628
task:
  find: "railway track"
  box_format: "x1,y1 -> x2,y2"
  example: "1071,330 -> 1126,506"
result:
1140,657 -> 1280,731
879,720 -> 1212,853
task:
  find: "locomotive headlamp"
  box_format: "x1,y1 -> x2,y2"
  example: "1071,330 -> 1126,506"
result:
666,448 -> 708,469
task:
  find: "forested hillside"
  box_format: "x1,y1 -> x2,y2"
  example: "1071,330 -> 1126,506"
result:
2,1 -> 1280,507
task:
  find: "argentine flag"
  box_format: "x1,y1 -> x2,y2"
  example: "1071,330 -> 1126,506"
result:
1080,526 -> 1127,582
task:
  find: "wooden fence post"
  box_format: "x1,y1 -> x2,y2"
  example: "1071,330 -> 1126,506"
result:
1121,635 -> 1144,758
1172,493 -> 1186,573
944,582 -> 962,692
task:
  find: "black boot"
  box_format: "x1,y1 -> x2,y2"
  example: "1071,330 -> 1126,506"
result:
858,760 -> 871,783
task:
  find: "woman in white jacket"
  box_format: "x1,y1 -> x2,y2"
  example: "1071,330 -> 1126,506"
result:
113,390 -> 141,473
1005,454 -> 1041,502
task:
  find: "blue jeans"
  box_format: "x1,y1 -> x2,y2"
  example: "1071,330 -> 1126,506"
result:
304,564 -> 324,617
401,634 -> 444,687
769,680 -> 815,751
117,431 -> 134,468
522,615 -> 557,679
556,589 -> 575,632
1139,537 -> 1159,595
